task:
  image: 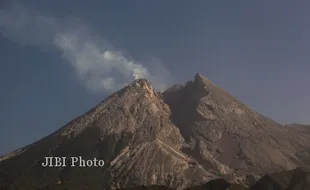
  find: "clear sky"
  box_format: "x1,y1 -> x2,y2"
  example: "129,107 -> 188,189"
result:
0,0 -> 309,154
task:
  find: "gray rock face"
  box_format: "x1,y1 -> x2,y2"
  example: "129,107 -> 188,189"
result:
163,73 -> 310,183
0,74 -> 309,190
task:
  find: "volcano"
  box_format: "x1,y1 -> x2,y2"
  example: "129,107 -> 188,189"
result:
0,73 -> 309,190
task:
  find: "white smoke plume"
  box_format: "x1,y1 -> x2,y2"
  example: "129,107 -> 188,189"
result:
0,2 -> 173,93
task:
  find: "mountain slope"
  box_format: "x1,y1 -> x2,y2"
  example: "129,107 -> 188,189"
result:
286,124 -> 310,167
116,168 -> 310,190
0,74 -> 309,190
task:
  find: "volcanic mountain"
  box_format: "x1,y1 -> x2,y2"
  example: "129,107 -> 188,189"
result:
0,73 -> 309,190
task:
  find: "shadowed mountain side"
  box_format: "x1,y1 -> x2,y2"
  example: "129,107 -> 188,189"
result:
114,168 -> 310,190
251,167 -> 310,190
162,73 -> 310,183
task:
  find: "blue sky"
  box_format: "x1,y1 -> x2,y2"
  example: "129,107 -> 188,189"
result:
0,0 -> 309,154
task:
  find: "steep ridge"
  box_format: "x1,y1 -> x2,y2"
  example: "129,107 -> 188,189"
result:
0,74 -> 309,190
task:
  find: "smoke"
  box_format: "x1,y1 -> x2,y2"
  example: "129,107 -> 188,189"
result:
0,2 -> 173,93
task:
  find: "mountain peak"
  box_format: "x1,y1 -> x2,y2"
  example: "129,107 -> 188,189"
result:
193,72 -> 217,87
194,72 -> 205,81
130,78 -> 153,89
131,78 -> 151,86
126,78 -> 157,98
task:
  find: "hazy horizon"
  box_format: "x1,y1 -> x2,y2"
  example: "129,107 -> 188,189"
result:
1,0 -> 309,154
